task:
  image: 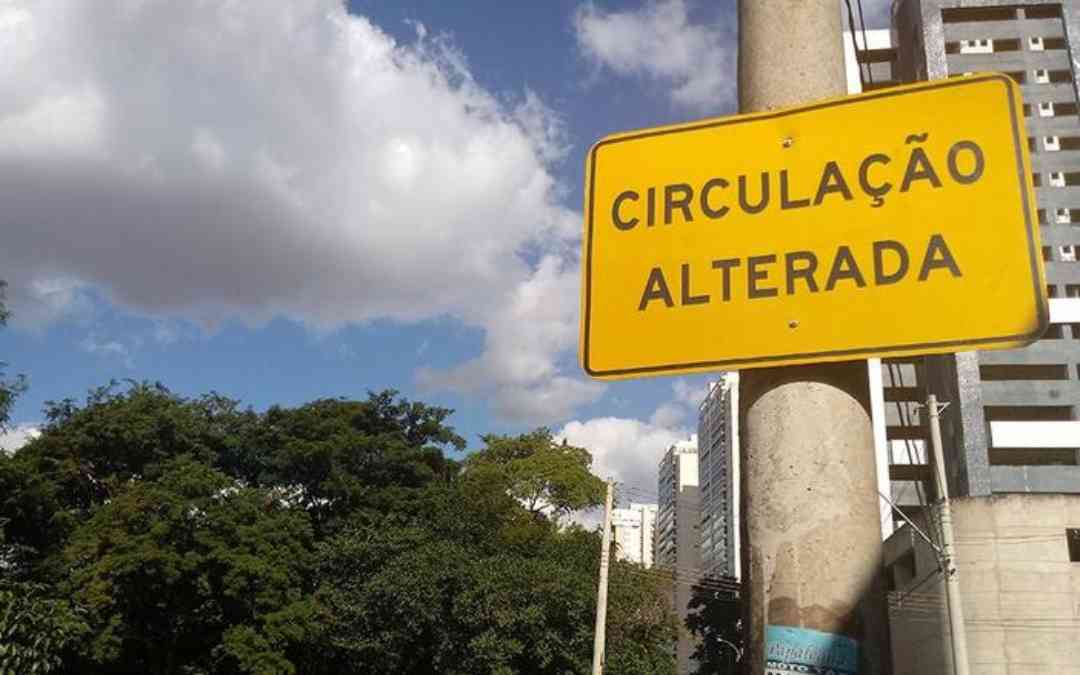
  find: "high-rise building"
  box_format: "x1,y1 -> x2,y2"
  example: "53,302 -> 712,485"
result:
858,3 -> 1080,672
697,373 -> 740,579
889,0 -> 1080,499
656,441 -> 701,675
611,502 -> 657,568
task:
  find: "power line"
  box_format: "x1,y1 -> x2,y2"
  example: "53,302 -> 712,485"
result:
617,570 -> 743,591
887,361 -> 943,557
842,0 -> 871,89
888,566 -> 943,610
855,0 -> 874,87
617,567 -> 741,593
620,564 -> 740,587
618,571 -> 731,592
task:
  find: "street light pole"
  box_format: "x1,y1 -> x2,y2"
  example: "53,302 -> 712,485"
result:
927,395 -> 971,675
591,479 -> 614,675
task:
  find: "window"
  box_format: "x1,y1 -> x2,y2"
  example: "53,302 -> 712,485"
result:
1040,101 -> 1055,117
1030,36 -> 1045,51
959,38 -> 994,54
1046,136 -> 1061,151
1050,171 -> 1066,187
1069,529 -> 1080,562
1036,68 -> 1050,83
1056,208 -> 1071,224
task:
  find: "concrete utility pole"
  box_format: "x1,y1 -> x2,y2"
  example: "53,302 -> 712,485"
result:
738,2 -> 889,672
591,479 -> 614,675
926,395 -> 970,675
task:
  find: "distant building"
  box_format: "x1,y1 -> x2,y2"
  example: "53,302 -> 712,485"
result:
697,373 -> 740,579
656,441 -> 701,675
611,502 -> 657,568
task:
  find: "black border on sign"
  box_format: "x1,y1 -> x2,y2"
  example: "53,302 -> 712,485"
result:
582,74 -> 1048,378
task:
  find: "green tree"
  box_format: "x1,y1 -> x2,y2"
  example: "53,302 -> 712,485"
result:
468,429 -> 605,522
65,456 -> 317,674
250,391 -> 464,533
0,280 -> 27,431
1,382 -> 680,674
685,577 -> 743,674
0,581 -> 88,675
605,561 -> 679,675
313,519 -> 676,675
0,383 -> 254,566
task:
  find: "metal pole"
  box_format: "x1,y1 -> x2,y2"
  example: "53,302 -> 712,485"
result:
926,395 -> 970,675
591,479 -> 614,675
738,2 -> 889,672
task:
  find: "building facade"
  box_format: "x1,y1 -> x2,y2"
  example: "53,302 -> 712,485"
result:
697,373 -> 740,579
611,502 -> 657,568
885,494 -> 1080,674
656,441 -> 701,675
889,0 -> 1080,498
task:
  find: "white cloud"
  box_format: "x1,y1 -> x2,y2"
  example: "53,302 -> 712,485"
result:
645,377 -> 709,428
8,277 -> 93,330
152,321 -> 180,346
574,0 -> 735,112
0,0 -> 593,422
557,416 -> 694,500
418,254 -> 605,423
80,334 -> 135,369
648,402 -> 684,428
0,424 -> 40,454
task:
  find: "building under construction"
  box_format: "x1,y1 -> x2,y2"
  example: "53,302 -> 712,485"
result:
856,1 -> 1080,671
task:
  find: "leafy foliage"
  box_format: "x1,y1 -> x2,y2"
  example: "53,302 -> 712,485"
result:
686,577 -> 744,675
63,457 -> 316,673
468,428 -> 605,521
0,582 -> 87,675
0,280 -> 27,431
0,382 -> 677,673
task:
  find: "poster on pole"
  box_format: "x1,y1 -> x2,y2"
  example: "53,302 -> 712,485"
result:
765,625 -> 858,675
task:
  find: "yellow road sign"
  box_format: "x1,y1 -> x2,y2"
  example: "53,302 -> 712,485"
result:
580,74 -> 1047,379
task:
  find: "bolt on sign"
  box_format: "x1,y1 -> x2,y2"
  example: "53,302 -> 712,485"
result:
580,74 -> 1047,379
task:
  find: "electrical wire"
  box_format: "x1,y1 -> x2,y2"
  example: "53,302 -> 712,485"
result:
888,361 -> 944,555
843,0 -> 870,89
614,484 -> 711,512
618,567 -> 741,595
620,563 -> 740,586
616,562 -> 740,588
618,571 -> 733,593
888,566 -> 944,609
855,0 -> 875,87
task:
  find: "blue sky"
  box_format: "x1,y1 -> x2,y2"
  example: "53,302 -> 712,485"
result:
0,0 -> 890,488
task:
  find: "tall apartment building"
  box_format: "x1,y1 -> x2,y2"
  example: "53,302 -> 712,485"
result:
870,3 -> 1080,671
889,0 -> 1080,499
697,373 -> 740,579
656,441 -> 701,675
611,502 -> 657,568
